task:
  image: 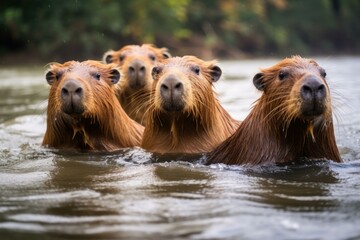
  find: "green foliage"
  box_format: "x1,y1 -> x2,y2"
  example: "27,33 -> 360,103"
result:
0,0 -> 359,61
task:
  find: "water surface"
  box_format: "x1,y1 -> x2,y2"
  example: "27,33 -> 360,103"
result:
0,57 -> 359,239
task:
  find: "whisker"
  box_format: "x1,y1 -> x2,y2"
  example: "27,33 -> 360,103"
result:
261,98 -> 295,123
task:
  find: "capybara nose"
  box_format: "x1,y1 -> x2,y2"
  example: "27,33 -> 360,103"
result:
300,76 -> 327,117
300,76 -> 327,102
128,59 -> 146,88
160,76 -> 184,99
160,75 -> 184,111
61,80 -> 83,101
61,79 -> 84,114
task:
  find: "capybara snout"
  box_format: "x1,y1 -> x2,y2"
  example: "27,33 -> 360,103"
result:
127,58 -> 147,89
60,79 -> 84,115
160,74 -> 185,111
300,76 -> 327,117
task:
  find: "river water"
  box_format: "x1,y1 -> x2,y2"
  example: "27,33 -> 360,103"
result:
0,57 -> 359,239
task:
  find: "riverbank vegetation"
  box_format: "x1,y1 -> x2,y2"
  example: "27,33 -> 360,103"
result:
0,0 -> 359,64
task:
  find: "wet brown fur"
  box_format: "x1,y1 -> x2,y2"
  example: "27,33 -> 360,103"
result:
207,56 -> 342,165
42,60 -> 144,151
141,56 -> 240,154
103,44 -> 170,125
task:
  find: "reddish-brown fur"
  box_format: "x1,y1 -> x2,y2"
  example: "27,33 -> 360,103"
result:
103,44 -> 171,125
141,56 -> 240,154
207,56 -> 342,166
42,60 -> 144,151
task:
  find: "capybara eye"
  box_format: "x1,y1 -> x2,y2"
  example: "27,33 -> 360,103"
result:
320,69 -> 327,78
119,55 -> 125,62
92,73 -> 101,80
152,66 -> 162,78
278,71 -> 288,81
191,66 -> 200,75
149,54 -> 156,61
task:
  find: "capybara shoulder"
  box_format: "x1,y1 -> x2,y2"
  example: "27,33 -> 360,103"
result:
102,44 -> 171,125
141,55 -> 240,154
42,60 -> 144,151
207,56 -> 341,165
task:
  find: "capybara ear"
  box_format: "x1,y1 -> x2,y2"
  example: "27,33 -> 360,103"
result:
103,50 -> 114,64
253,72 -> 265,91
109,68 -> 120,84
161,48 -> 171,59
152,66 -> 162,79
45,70 -> 55,85
210,65 -> 222,82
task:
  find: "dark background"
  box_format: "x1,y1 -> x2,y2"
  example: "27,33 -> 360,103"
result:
1,0 -> 359,65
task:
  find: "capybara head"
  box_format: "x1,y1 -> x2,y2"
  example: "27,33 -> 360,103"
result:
45,60 -> 120,118
151,55 -> 222,113
43,60 -> 144,151
253,56 -> 331,123
103,44 -> 171,91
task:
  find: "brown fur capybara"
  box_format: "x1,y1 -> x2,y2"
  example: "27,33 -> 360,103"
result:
141,56 -> 240,154
103,44 -> 171,125
207,56 -> 342,166
42,60 -> 144,151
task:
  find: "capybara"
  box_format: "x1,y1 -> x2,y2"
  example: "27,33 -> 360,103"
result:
141,56 -> 240,154
207,56 -> 342,166
42,60 -> 144,151
103,44 -> 171,125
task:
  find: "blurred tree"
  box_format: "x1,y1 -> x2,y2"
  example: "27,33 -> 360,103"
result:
121,0 -> 190,42
0,0 -> 359,63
